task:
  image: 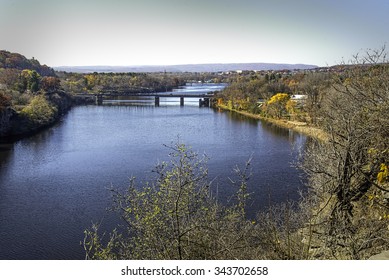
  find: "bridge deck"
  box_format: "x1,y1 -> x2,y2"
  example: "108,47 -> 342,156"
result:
76,93 -> 215,98
76,93 -> 215,107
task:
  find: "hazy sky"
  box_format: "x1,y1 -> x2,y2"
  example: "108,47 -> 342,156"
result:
1,0 -> 388,67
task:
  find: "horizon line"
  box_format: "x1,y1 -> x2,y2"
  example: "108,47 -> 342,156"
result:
53,62 -> 321,69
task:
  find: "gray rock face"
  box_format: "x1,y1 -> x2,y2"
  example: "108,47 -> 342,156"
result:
0,107 -> 13,137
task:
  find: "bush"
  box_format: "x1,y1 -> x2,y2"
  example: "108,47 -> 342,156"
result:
83,143 -> 262,260
21,94 -> 57,124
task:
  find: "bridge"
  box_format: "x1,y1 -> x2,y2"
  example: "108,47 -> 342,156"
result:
75,92 -> 216,107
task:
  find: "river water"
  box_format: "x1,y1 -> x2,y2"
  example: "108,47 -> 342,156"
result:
0,84 -> 306,259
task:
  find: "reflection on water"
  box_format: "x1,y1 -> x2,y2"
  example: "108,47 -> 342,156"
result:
102,83 -> 226,107
218,109 -> 260,126
103,96 -> 205,107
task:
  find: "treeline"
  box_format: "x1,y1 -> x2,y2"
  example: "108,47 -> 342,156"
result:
216,68 -> 332,124
85,48 -> 389,260
56,71 -> 226,95
0,51 -> 226,136
57,71 -> 186,95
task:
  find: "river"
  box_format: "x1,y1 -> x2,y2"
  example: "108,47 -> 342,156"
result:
0,84 -> 306,259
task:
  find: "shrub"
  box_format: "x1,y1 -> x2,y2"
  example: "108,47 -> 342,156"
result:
83,143 -> 260,260
21,95 -> 57,124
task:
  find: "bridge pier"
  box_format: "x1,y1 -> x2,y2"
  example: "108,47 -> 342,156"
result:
180,97 -> 184,106
96,94 -> 103,105
155,96 -> 160,107
199,98 -> 210,107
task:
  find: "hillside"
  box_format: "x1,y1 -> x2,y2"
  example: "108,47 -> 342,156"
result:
0,50 -> 55,76
0,50 -> 71,138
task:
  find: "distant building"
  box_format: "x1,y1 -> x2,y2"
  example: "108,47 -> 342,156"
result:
291,94 -> 307,100
291,94 -> 307,109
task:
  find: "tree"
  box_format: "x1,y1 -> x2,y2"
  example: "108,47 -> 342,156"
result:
301,47 -> 389,259
41,76 -> 61,93
0,90 -> 11,111
83,143 -> 257,260
216,75 -> 267,112
299,72 -> 331,125
263,93 -> 290,119
85,74 -> 98,91
21,95 -> 57,124
20,69 -> 41,92
0,68 -> 20,90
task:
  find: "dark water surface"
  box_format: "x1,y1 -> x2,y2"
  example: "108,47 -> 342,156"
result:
0,85 -> 306,259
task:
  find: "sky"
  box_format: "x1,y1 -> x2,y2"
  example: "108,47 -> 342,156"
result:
1,0 -> 388,67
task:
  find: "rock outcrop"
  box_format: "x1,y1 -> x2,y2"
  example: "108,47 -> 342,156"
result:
0,107 -> 14,137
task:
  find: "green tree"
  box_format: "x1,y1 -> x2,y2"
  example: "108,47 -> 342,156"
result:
20,69 -> 41,92
83,143 -> 257,260
21,95 -> 57,124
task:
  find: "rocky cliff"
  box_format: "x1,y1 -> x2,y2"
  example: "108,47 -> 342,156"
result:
0,107 -> 14,137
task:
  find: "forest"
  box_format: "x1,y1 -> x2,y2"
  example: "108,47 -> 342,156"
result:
0,50 -> 71,136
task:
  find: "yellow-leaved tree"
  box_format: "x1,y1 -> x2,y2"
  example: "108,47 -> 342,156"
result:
264,93 -> 290,119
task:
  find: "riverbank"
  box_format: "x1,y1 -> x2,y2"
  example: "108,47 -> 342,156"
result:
216,105 -> 327,141
0,90 -> 72,140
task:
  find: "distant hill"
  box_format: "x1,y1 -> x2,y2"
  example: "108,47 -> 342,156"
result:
0,50 -> 55,76
54,63 -> 318,73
